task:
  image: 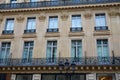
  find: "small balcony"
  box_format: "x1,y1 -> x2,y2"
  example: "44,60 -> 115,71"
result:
70,27 -> 83,32
0,0 -> 120,10
0,57 -> 120,67
2,30 -> 14,34
94,26 -> 108,31
47,28 -> 59,32
24,29 -> 36,34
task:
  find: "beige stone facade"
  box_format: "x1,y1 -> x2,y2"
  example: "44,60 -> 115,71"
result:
0,0 -> 120,80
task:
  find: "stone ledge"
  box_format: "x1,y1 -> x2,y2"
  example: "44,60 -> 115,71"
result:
93,30 -> 110,36
0,34 -> 14,39
45,32 -> 60,37
22,33 -> 37,38
69,32 -> 85,37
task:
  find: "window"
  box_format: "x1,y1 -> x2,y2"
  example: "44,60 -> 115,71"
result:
97,39 -> 109,64
71,15 -> 82,32
0,42 -> 11,59
71,40 -> 82,62
46,41 -> 57,63
2,18 -> 14,34
30,0 -> 37,2
47,16 -> 58,32
16,74 -> 32,80
25,17 -> 36,33
95,14 -> 108,30
10,0 -> 17,3
22,41 -> 34,63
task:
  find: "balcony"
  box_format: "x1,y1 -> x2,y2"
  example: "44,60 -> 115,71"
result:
94,26 -> 108,30
0,57 -> 120,67
47,28 -> 59,32
0,0 -> 120,10
70,27 -> 83,32
2,30 -> 14,34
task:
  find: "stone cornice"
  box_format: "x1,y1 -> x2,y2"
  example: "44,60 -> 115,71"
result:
0,3 -> 120,13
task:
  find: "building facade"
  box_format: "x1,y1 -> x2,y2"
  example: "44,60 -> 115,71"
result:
0,0 -> 120,80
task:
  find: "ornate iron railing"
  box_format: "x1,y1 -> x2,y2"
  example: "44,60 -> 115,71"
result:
0,57 -> 120,67
0,0 -> 120,10
94,26 -> 108,30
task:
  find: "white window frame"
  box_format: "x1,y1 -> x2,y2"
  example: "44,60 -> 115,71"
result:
22,41 -> 34,62
26,17 -> 36,30
5,18 -> 14,30
95,14 -> 106,27
71,40 -> 82,58
46,41 -> 57,59
48,16 -> 58,29
72,15 -> 82,28
97,39 -> 109,57
0,42 -> 11,59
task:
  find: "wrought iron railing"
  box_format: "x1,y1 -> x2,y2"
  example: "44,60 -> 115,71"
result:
24,29 -> 36,34
0,0 -> 120,10
2,30 -> 14,34
94,26 -> 108,30
70,27 -> 83,32
47,28 -> 59,32
0,57 -> 120,67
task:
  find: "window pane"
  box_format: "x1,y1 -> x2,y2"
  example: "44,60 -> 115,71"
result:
72,15 -> 81,27
95,14 -> 106,27
5,19 -> 14,30
97,39 -> 109,57
22,41 -> 34,60
49,16 -> 58,28
71,40 -> 82,58
27,18 -> 36,29
0,42 -> 11,59
46,41 -> 57,59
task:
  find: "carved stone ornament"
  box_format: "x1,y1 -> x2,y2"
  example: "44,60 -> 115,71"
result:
108,11 -> 119,17
39,15 -> 46,21
84,13 -> 92,19
16,15 -> 25,22
61,14 -> 68,21
0,16 -> 3,23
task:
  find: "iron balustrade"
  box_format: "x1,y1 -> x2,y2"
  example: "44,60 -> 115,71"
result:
0,0 -> 120,9
94,26 -> 108,30
0,57 -> 120,67
2,30 -> 14,34
70,27 -> 83,32
24,29 -> 36,33
47,28 -> 59,32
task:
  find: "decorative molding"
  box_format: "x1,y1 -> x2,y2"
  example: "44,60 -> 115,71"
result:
22,33 -> 37,38
16,15 -> 25,22
0,34 -> 14,39
108,11 -> 119,17
38,15 -> 46,21
45,32 -> 60,37
0,16 -> 3,23
84,13 -> 92,19
69,32 -> 85,37
61,14 -> 68,21
93,30 -> 111,36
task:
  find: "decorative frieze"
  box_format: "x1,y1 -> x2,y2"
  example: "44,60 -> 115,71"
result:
39,15 -> 46,21
0,16 -> 3,23
16,15 -> 25,22
84,13 -> 92,19
108,11 -> 119,17
61,14 -> 68,21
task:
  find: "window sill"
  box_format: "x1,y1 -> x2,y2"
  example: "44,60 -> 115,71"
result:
93,30 -> 110,36
45,32 -> 60,37
0,34 -> 14,39
22,33 -> 37,38
69,31 -> 85,37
